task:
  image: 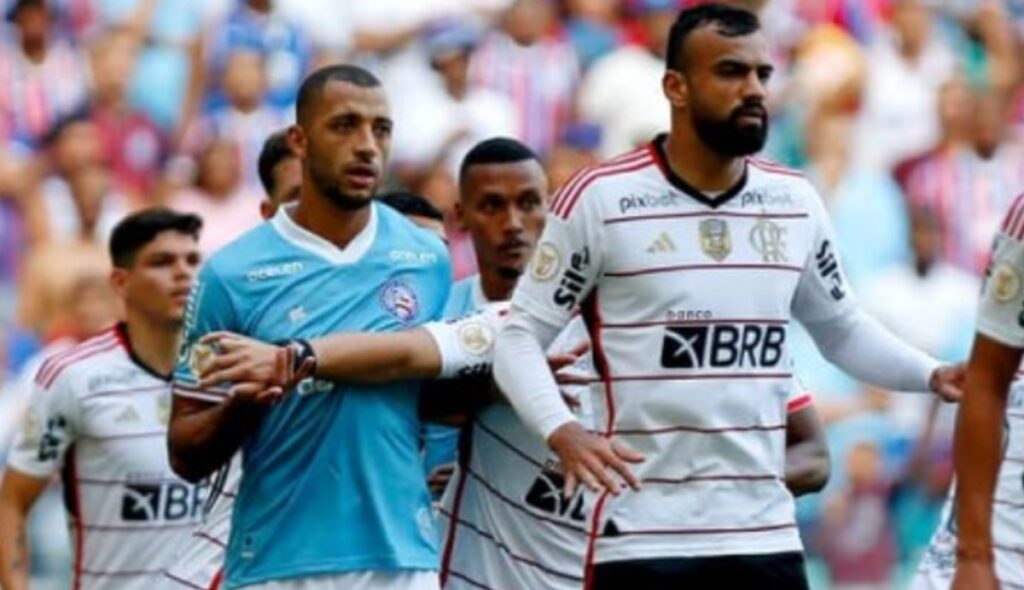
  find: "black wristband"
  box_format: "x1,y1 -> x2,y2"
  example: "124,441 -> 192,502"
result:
277,339 -> 317,376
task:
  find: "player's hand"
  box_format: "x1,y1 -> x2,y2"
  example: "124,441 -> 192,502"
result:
952,557 -> 1000,590
546,340 -> 590,375
198,332 -> 314,393
547,421 -> 644,499
930,363 -> 966,402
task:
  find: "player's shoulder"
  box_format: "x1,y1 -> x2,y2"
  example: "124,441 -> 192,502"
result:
202,221 -> 281,276
744,156 -> 821,211
33,326 -> 126,394
377,202 -> 449,257
549,144 -> 659,220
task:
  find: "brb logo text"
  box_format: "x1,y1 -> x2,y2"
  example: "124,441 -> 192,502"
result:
661,324 -> 785,369
121,481 -> 208,522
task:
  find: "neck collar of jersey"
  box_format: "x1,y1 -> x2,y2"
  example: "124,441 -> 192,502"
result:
115,322 -> 172,382
649,133 -> 748,209
271,202 -> 378,265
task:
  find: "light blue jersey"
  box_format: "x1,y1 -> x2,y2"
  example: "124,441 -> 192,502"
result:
173,203 -> 451,588
422,275 -> 487,479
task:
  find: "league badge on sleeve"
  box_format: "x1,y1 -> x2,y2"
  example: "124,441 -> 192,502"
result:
991,263 -> 1021,303
380,279 -> 421,323
531,242 -> 561,281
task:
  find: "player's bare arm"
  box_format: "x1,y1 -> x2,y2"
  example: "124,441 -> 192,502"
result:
199,329 -> 443,387
167,393 -> 271,483
784,405 -> 830,496
951,334 -> 1020,590
0,470 -> 49,590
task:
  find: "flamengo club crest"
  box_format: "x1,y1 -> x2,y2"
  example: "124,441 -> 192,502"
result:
380,279 -> 420,323
749,218 -> 787,263
699,218 -> 731,262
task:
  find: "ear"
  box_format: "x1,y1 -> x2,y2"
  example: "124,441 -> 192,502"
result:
109,268 -> 128,299
259,199 -> 275,220
662,70 -> 688,111
286,124 -> 307,161
453,199 -> 467,232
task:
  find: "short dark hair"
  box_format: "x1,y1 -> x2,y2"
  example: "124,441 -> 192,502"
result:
296,64 -> 382,124
109,208 -> 202,268
665,3 -> 760,72
43,108 -> 93,148
257,129 -> 296,196
459,137 -> 539,183
378,191 -> 444,223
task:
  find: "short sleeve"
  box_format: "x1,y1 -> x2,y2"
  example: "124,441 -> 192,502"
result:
786,375 -> 814,415
172,264 -> 238,403
510,180 -> 605,327
6,372 -> 77,478
977,196 -> 1024,348
792,189 -> 858,325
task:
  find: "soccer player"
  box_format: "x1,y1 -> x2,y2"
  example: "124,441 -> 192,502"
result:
0,209 -> 205,590
946,191 -> 1024,590
195,135 -> 830,590
491,4 -> 963,588
167,64 -> 451,590
256,129 -> 302,219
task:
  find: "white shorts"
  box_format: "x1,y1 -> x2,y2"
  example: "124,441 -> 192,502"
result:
238,571 -> 439,590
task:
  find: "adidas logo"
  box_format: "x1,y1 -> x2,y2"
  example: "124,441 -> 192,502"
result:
647,232 -> 677,254
115,406 -> 141,424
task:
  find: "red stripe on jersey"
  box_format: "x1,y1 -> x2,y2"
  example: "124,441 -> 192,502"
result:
42,338 -> 121,389
582,491 -> 610,590
463,467 -> 588,533
1011,197 -> 1024,240
1007,411 -> 1024,420
553,154 -> 655,219
581,291 -> 615,435
550,147 -> 649,213
609,521 -> 796,537
643,474 -> 781,485
787,394 -> 813,414
748,157 -> 805,178
448,570 -> 499,590
195,531 -> 227,548
439,466 -> 470,587
1004,456 -> 1024,465
605,263 -> 803,278
81,384 -> 170,401
69,450 -> 84,590
79,431 -> 167,442
574,372 -> 793,383
36,331 -> 117,386
475,418 -> 546,470
994,499 -> 1024,509
604,211 -> 810,225
81,568 -> 166,576
80,522 -> 195,532
602,318 -> 790,329
440,509 -> 584,582
78,477 -> 184,486
1000,194 -> 1024,233
163,571 -> 206,590
613,423 -> 785,436
208,568 -> 224,590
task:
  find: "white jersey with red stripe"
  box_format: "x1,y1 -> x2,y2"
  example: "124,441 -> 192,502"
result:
163,456 -> 239,590
911,378 -> 1024,590
508,136 -> 856,564
5,324 -> 206,590
911,193 -> 1024,590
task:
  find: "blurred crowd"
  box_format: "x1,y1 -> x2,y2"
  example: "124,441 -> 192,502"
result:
0,0 -> 1022,587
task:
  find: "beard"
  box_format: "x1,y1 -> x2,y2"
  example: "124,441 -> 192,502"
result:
309,161 -> 373,211
692,102 -> 769,157
496,265 -> 522,281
